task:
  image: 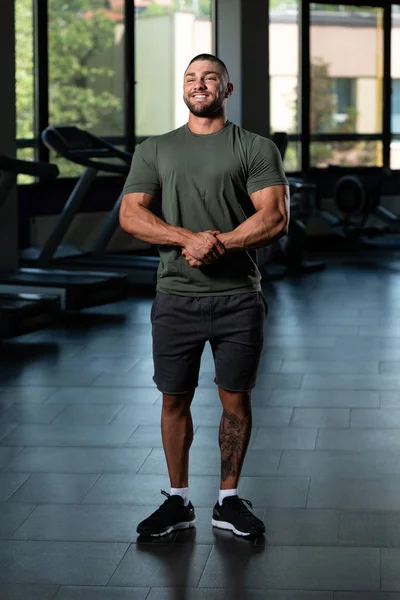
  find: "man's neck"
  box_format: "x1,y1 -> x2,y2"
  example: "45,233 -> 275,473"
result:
187,113 -> 227,135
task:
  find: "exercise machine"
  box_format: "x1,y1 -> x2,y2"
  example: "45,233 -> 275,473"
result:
22,126 -> 159,286
0,291 -> 60,339
260,132 -> 326,278
0,157 -> 61,336
0,153 -> 128,311
317,171 -> 400,243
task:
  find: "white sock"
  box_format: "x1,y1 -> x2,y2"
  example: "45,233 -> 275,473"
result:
219,488 -> 238,506
170,487 -> 190,507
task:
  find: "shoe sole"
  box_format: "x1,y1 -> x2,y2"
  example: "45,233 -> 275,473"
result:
211,518 -> 265,537
138,519 -> 196,537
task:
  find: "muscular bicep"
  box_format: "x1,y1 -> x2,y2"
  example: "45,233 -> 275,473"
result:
119,192 -> 157,230
121,192 -> 155,214
249,184 -> 290,223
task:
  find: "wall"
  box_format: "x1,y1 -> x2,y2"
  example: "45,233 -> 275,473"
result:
311,25 -> 378,78
356,78 -> 378,133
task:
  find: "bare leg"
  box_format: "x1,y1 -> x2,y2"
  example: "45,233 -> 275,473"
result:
218,388 -> 252,490
161,391 -> 195,488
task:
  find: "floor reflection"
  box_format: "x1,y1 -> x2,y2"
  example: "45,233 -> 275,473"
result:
137,528 -> 197,598
212,529 -> 266,600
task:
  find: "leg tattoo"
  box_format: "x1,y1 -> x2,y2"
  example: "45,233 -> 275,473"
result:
219,408 -> 251,482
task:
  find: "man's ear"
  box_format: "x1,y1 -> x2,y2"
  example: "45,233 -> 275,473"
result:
226,82 -> 234,98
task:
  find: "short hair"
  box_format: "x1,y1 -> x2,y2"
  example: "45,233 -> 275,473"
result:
187,53 -> 230,81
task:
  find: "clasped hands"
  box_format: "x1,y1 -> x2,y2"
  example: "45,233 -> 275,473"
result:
181,230 -> 225,268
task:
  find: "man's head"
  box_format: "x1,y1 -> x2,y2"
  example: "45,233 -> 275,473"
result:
183,54 -> 233,118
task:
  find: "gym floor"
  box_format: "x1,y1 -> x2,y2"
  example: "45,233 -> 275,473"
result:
1,249 -> 400,599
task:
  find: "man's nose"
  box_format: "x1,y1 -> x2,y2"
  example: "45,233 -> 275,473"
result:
193,80 -> 207,90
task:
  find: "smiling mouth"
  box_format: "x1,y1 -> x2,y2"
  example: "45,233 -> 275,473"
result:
191,94 -> 209,100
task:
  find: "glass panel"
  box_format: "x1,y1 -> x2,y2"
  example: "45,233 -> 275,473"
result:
17,149 -> 36,185
48,1 -> 125,176
270,0 -> 300,141
310,141 -> 382,168
135,0 -> 213,137
391,6 -> 400,168
311,4 -> 383,136
283,141 -> 301,172
49,151 -> 84,180
15,0 -> 34,148
310,4 -> 383,167
392,80 -> 400,133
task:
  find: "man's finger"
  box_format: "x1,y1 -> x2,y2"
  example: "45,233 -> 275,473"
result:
213,238 -> 226,256
204,232 -> 225,256
183,250 -> 205,268
185,256 -> 202,268
206,249 -> 221,262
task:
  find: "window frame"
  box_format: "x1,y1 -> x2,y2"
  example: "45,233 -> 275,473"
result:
19,0 -> 216,179
18,1 -> 399,176
301,0 -> 392,172
20,0 -> 138,173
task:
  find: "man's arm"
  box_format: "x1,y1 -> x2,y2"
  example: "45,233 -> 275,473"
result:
217,184 -> 290,251
119,192 -> 225,263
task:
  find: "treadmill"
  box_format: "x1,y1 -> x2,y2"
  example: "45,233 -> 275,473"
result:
0,153 -> 128,311
0,158 -> 61,336
22,126 -> 159,286
0,291 -> 60,339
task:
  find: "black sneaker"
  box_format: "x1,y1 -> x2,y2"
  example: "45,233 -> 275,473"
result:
137,490 -> 196,537
212,496 -> 265,537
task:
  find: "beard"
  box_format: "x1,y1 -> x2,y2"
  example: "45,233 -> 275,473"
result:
184,95 -> 224,118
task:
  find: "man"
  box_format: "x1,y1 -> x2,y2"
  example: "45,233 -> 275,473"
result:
119,53 -> 290,538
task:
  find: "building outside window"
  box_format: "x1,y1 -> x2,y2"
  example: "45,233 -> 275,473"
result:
309,4 -> 383,168
269,0 -> 300,171
135,0 -> 213,138
15,1 -> 400,176
331,78 -> 356,127
392,80 -> 400,134
391,6 -> 400,169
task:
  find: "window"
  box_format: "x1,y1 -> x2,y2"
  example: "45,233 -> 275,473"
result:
14,0 -> 215,180
332,78 -> 356,125
269,0 -> 300,171
392,80 -> 400,134
48,0 -> 125,176
15,0 -> 35,183
310,4 -> 383,168
135,0 -> 213,137
391,6 -> 400,169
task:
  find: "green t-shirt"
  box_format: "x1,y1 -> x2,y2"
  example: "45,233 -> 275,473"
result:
123,121 -> 288,296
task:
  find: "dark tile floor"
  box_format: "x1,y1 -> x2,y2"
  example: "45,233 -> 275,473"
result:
2,251 -> 400,598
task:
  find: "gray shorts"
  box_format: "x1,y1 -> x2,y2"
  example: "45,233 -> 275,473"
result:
151,292 -> 267,394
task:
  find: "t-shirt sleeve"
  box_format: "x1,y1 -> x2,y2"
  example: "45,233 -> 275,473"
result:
246,136 -> 288,196
122,138 -> 161,196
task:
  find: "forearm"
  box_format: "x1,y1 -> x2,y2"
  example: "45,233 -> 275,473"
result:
217,209 -> 288,251
120,202 -> 194,247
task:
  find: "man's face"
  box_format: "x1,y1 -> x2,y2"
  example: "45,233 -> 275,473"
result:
183,60 -> 230,118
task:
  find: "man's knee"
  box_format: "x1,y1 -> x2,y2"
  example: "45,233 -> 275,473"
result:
162,391 -> 195,413
218,387 -> 252,413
